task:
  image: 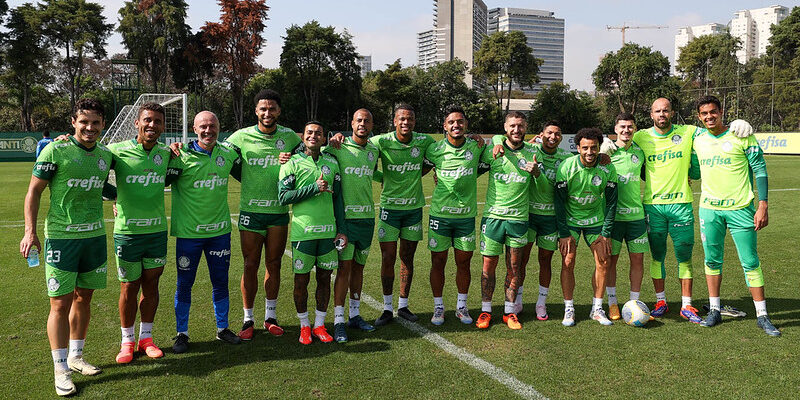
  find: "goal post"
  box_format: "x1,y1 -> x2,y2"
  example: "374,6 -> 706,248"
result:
101,93 -> 188,145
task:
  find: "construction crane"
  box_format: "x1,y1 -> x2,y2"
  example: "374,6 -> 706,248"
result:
606,24 -> 668,45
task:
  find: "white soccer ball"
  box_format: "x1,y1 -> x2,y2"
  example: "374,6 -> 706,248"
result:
622,300 -> 650,327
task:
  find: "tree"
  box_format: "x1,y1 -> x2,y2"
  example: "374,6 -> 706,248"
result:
39,0 -> 113,109
1,4 -> 54,131
280,21 -> 361,122
171,31 -> 215,109
676,33 -> 741,90
203,0 -> 269,129
768,6 -> 800,69
529,82 -> 599,135
471,31 -> 542,113
592,43 -> 671,116
118,0 -> 191,92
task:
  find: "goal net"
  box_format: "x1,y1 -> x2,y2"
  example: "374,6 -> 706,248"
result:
101,93 -> 188,145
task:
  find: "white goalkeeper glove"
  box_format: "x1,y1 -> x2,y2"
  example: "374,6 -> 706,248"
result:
729,119 -> 754,138
600,136 -> 618,155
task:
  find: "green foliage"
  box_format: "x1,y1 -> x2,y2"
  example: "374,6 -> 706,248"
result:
592,43 -> 671,116
472,31 -> 542,112
529,82 -> 599,135
118,0 -> 191,92
676,32 -> 741,89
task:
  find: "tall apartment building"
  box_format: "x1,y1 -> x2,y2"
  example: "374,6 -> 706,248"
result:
673,23 -> 727,74
357,55 -> 372,77
487,7 -> 565,95
730,5 -> 789,63
416,0 -> 488,87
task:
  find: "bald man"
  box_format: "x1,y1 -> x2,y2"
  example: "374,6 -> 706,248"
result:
167,111 -> 243,353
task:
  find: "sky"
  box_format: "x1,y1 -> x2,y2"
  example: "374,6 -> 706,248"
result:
8,0 -> 797,91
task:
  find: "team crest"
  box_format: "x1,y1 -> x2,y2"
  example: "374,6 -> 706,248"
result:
722,141 -> 733,152
178,256 -> 191,270
631,154 -> 639,164
368,152 -> 375,162
321,165 -> 331,175
378,227 -> 386,239
47,277 -> 60,292
465,150 -> 473,161
97,158 -> 108,171
591,175 -> 602,186
294,259 -> 304,270
480,240 -> 486,251
153,154 -> 163,166
215,155 -> 225,167
517,159 -> 527,169
118,266 -> 127,279
671,135 -> 682,144
276,139 -> 286,150
429,238 -> 437,248
411,147 -> 420,158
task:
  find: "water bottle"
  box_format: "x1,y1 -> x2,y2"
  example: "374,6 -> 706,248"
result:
27,248 -> 40,268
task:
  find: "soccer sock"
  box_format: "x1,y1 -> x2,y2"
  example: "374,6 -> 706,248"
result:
434,296 -> 444,309
606,287 -> 617,305
68,339 -> 84,359
178,331 -> 188,337
656,291 -> 666,302
536,285 -> 549,307
398,296 -> 409,310
592,297 -> 603,312
457,293 -> 468,310
243,307 -> 254,322
681,296 -> 692,308
349,298 -> 361,318
504,301 -> 515,314
630,291 -> 640,301
52,348 -> 68,372
709,297 -> 721,311
265,299 -> 277,321
481,301 -> 492,313
139,322 -> 153,340
383,294 -> 393,312
314,310 -> 327,328
297,311 -> 310,328
217,327 -> 225,333
564,299 -> 574,311
515,286 -> 524,307
334,306 -> 345,325
754,300 -> 768,317
121,326 -> 135,344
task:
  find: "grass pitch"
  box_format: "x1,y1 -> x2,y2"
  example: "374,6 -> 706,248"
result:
1,156 -> 799,399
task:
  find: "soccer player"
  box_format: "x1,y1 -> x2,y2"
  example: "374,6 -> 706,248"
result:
20,99 -> 113,396
605,113 -> 647,320
369,104 -> 435,325
555,128 -> 618,327
691,95 -> 779,336
167,111 -> 242,353
425,105 -> 488,325
35,130 -> 52,159
108,103 -> 172,363
225,89 -> 301,339
476,111 -> 539,330
324,109 -> 380,342
278,121 -> 347,345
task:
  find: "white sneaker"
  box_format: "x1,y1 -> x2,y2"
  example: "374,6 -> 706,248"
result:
455,307 -> 473,324
535,304 -> 549,321
67,356 -> 101,376
431,307 -> 445,325
590,308 -> 613,326
562,308 -> 575,327
54,369 -> 76,396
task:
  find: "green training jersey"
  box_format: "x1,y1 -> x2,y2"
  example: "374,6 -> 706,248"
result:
108,140 -> 171,235
480,141 -> 537,221
633,124 -> 698,205
555,155 -> 618,236
610,142 -> 645,221
369,131 -> 435,210
32,137 -> 113,239
691,128 -> 767,210
425,138 -> 488,218
224,124 -> 301,214
323,137 -> 379,220
278,152 -> 345,241
167,141 -> 241,238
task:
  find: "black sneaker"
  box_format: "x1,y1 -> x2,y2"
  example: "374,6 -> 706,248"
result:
172,333 -> 189,354
374,310 -> 394,326
700,309 -> 722,327
756,316 -> 781,337
334,323 -> 348,343
397,307 -> 419,322
347,315 -> 376,332
216,328 -> 242,344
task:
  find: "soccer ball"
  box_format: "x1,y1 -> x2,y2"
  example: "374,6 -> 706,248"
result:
622,300 -> 650,327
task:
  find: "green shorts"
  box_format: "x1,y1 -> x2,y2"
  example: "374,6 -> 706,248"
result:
428,216 -> 476,252
238,211 -> 290,236
480,217 -> 528,256
567,225 -> 603,248
699,206 -> 763,287
377,208 -> 423,242
610,219 -> 649,255
113,231 -> 168,282
291,239 -> 338,274
527,213 -> 558,251
44,235 -> 107,297
643,203 -> 694,234
339,219 -> 374,265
